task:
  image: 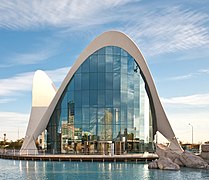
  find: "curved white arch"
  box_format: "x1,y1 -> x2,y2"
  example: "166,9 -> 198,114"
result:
28,31 -> 182,152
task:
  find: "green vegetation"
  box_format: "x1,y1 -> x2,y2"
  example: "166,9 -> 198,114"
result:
0,138 -> 24,149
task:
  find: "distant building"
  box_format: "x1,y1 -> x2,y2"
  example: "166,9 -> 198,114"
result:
20,31 -> 181,155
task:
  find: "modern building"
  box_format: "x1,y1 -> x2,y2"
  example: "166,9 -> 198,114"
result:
20,31 -> 181,155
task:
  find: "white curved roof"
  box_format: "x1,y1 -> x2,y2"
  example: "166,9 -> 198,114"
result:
21,31 -> 182,153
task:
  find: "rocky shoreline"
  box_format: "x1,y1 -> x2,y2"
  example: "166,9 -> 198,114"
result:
148,144 -> 209,170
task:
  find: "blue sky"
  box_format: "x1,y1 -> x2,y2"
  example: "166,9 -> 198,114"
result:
0,0 -> 209,143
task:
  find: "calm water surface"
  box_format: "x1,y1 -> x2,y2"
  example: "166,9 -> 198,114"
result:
0,159 -> 209,180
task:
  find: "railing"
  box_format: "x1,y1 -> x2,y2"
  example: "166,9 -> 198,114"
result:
0,148 -> 157,157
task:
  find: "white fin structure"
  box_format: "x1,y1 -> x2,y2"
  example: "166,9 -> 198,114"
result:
20,70 -> 56,155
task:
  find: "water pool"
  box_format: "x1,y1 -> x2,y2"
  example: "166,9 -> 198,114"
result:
0,159 -> 209,179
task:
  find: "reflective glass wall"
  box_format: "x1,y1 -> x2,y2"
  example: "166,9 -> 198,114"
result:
46,46 -> 154,154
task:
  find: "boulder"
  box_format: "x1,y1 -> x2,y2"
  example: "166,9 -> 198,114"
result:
148,160 -> 158,169
179,151 -> 208,169
156,144 -> 181,162
200,152 -> 209,160
153,144 -> 209,170
173,157 -> 184,166
201,144 -> 209,152
157,157 -> 180,170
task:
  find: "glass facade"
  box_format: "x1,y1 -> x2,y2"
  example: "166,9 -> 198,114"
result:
46,46 -> 154,154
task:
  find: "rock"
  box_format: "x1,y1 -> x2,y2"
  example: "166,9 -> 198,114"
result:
157,157 -> 180,170
201,144 -> 209,152
200,152 -> 209,159
173,157 -> 184,166
156,144 -> 181,162
154,144 -> 209,170
148,160 -> 158,169
179,151 -> 208,169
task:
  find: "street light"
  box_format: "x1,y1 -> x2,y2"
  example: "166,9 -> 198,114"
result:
188,123 -> 193,144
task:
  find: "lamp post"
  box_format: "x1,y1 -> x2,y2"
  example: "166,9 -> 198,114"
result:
188,123 -> 193,144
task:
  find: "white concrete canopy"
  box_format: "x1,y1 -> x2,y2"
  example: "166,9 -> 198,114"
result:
21,31 -> 182,154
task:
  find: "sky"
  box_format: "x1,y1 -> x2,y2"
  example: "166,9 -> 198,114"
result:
0,0 -> 209,144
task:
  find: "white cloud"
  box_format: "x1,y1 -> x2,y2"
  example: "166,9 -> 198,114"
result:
0,72 -> 33,96
123,6 -> 209,55
0,1 -> 208,56
0,66 -> 70,97
169,74 -> 193,81
0,98 -> 16,104
10,50 -> 55,65
161,93 -> 209,106
0,0 -> 133,30
46,67 -> 70,83
167,68 -> 209,81
198,69 -> 209,74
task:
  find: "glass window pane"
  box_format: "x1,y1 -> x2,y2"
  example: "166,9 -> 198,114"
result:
128,55 -> 134,74
106,90 -> 113,107
128,108 -> 134,127
113,90 -> 120,107
106,55 -> 113,72
81,58 -> 89,72
81,73 -> 89,90
67,77 -> 74,91
113,55 -> 120,72
121,73 -> 127,92
74,107 -> 82,124
76,66 -> 81,73
82,123 -> 89,132
82,90 -> 89,107
113,46 -> 121,55
68,101 -> 75,123
121,49 -> 128,56
67,91 -> 74,103
98,73 -> 105,89
74,74 -> 81,90
90,108 -> 97,124
90,90 -> 98,107
104,108 -> 113,124
98,90 -> 105,107
74,90 -> 81,107
113,72 -> 120,90
121,56 -> 128,74
106,46 -> 113,55
61,93 -> 67,109
90,55 -> 98,72
98,55 -> 105,72
98,108 -> 105,124
82,108 -> 89,124
113,107 -> 120,125
98,124 -> 105,140
128,91 -> 134,109
98,47 -> 105,55
90,73 -> 98,90
60,108 -> 67,123
106,73 -> 113,90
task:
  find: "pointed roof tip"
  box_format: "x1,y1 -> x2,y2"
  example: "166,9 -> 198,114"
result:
33,70 -> 52,82
32,69 -> 57,107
